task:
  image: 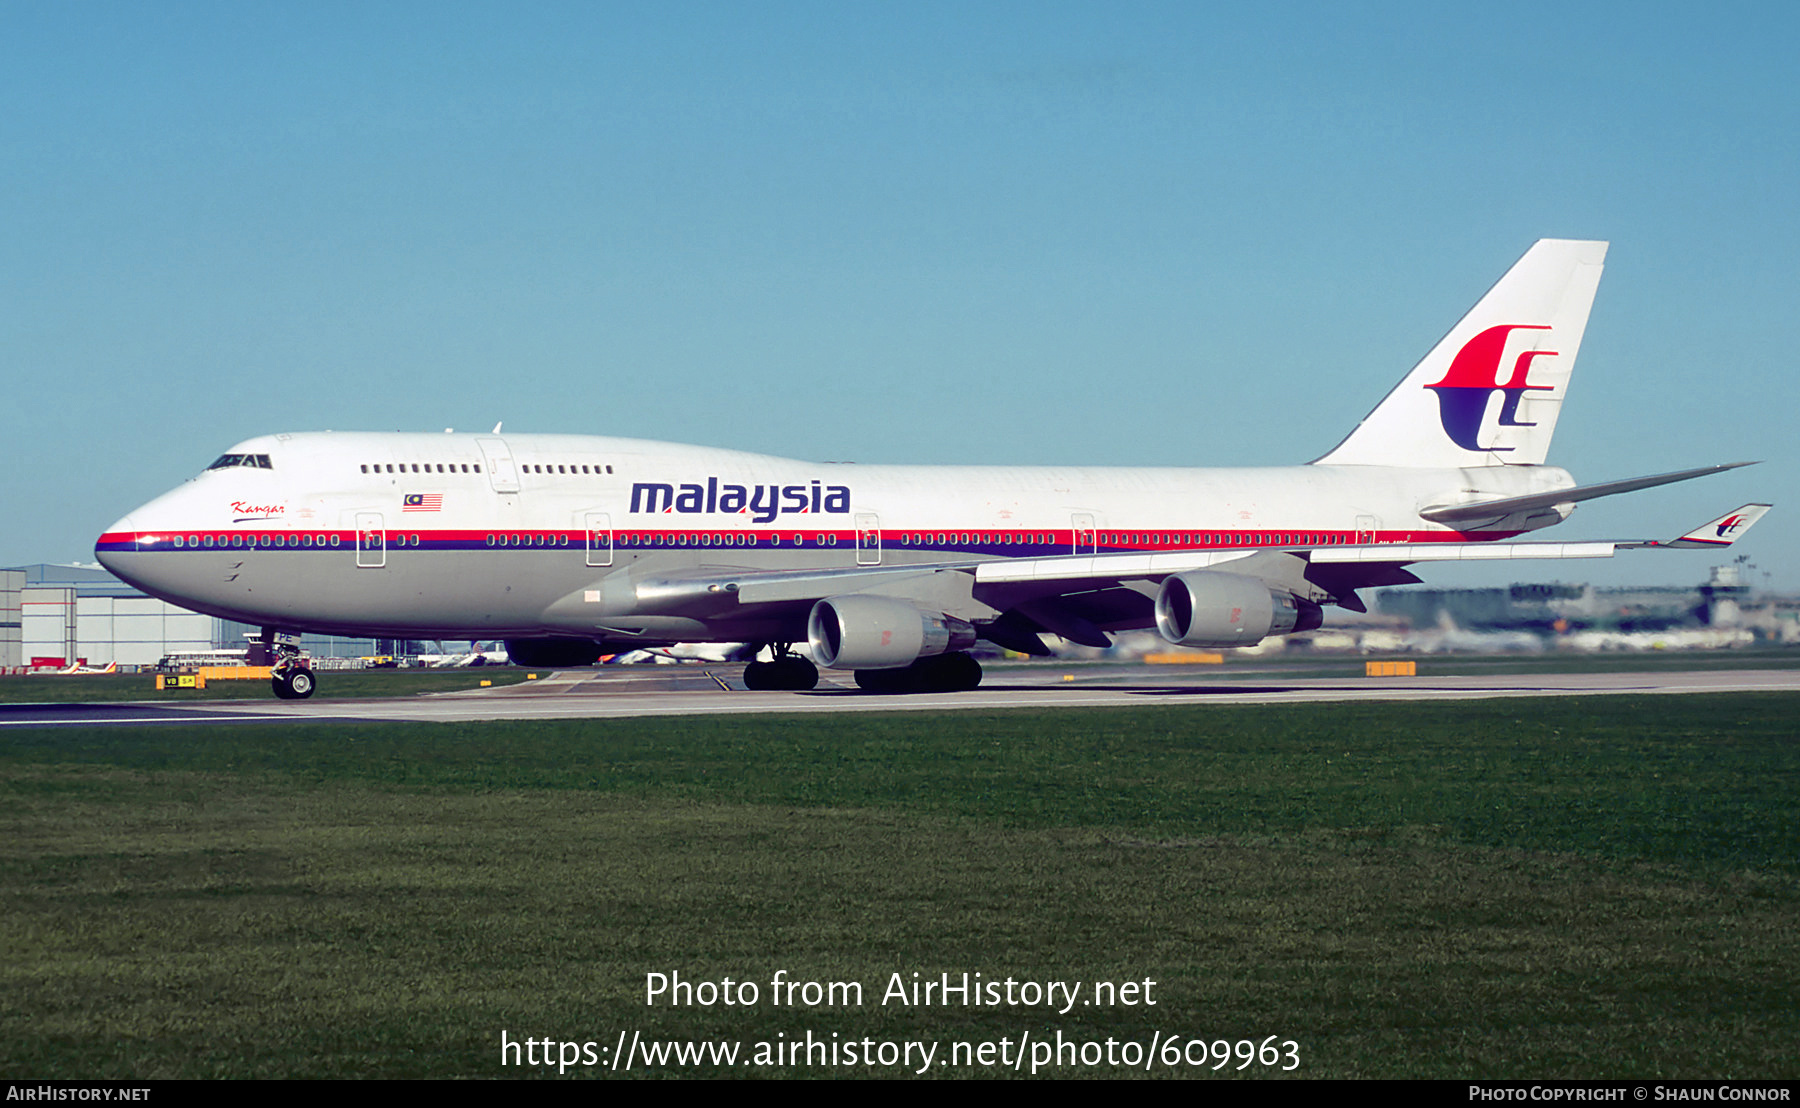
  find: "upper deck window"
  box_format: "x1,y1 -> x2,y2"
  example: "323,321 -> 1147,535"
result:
206,453 -> 272,471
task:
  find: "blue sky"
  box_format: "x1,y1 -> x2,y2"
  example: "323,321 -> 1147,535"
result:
4,2 -> 1795,589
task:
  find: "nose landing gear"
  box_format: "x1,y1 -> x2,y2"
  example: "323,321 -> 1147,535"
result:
270,641 -> 316,700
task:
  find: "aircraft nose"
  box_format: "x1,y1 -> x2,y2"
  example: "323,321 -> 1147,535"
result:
95,512 -> 139,567
97,510 -> 137,546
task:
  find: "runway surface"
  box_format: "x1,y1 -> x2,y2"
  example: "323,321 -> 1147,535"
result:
6,664 -> 1797,727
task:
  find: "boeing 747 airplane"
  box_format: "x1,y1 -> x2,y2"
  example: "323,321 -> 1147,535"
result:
96,240 -> 1768,698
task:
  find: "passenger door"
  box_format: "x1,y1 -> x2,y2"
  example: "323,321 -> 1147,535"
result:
855,513 -> 881,566
355,512 -> 386,568
1071,513 -> 1097,554
477,437 -> 520,493
585,511 -> 613,567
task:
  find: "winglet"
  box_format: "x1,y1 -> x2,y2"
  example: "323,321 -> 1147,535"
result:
1660,504 -> 1773,548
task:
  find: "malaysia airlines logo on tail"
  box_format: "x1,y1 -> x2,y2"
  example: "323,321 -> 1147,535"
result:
1314,239 -> 1604,469
1425,324 -> 1558,451
1669,504 -> 1770,548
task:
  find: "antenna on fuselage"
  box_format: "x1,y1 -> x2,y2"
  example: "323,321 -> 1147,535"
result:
492,421 -> 503,434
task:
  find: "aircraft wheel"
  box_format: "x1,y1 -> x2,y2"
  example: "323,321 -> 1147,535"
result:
854,666 -> 917,693
773,656 -> 818,690
273,667 -> 316,700
744,657 -> 819,691
928,652 -> 982,692
855,653 -> 982,694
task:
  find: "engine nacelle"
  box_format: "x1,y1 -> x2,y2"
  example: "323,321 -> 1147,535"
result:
503,637 -> 605,668
1153,571 -> 1323,648
807,595 -> 977,670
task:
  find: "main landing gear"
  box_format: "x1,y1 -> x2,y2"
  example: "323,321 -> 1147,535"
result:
742,647 -> 819,691
739,647 -> 984,693
854,651 -> 983,694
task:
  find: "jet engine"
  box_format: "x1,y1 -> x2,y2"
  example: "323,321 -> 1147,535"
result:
503,637 -> 605,668
807,595 -> 977,670
1153,571 -> 1323,648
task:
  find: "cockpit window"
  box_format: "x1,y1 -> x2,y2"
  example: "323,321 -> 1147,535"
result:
206,453 -> 273,471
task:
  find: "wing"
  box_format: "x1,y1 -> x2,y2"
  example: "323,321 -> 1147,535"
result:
975,503 -> 1774,634
551,504 -> 1770,653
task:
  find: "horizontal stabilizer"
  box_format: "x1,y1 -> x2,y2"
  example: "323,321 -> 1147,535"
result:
1420,463 -> 1756,524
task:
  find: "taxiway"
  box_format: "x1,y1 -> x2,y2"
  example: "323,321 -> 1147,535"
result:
5,664 -> 1796,727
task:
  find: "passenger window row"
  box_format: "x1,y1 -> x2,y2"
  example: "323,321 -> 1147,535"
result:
890,531 -> 1353,548
517,463 -> 615,475
173,533 -> 340,549
363,463 -> 480,474
358,462 -> 616,475
1096,532 -> 1349,547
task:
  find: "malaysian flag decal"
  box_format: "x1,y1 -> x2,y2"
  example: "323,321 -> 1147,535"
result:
403,493 -> 443,512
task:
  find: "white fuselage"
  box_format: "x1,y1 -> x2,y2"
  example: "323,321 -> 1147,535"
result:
96,431 -> 1575,642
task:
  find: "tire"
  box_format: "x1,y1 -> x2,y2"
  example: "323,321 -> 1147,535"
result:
271,677 -> 294,700
745,658 -> 820,691
287,668 -> 317,699
927,652 -> 982,692
774,656 -> 819,690
855,652 -> 982,694
854,666 -> 917,693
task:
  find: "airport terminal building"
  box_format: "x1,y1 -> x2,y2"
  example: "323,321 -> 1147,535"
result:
0,563 -> 377,670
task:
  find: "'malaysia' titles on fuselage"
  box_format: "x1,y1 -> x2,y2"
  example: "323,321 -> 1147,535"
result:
629,477 -> 851,522
93,430 -> 1573,640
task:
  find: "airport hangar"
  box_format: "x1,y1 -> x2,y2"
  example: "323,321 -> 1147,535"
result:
0,563 -> 378,671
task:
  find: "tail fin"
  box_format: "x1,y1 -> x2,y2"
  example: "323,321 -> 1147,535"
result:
1314,239 -> 1608,468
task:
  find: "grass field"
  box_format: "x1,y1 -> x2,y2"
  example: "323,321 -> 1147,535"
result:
2,695 -> 1796,1078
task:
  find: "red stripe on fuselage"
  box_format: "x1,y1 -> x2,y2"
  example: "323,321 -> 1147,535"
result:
96,527 -> 1521,553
